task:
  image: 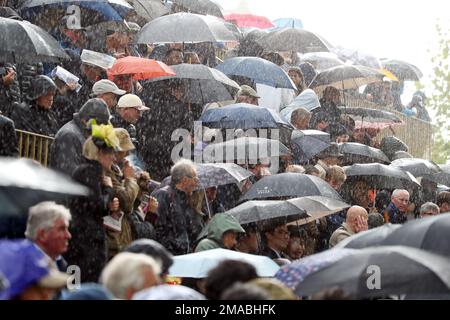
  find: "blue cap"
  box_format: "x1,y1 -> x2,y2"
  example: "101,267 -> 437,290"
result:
0,239 -> 68,300
60,283 -> 114,300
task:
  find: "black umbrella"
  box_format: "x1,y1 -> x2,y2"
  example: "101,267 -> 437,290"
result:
381,58 -> 423,81
131,0 -> 170,22
215,56 -> 296,90
339,142 -> 390,165
199,103 -> 292,130
257,28 -> 332,53
203,137 -> 290,163
390,158 -> 441,178
298,51 -> 344,71
309,64 -> 385,91
290,130 -> 330,163
338,107 -> 402,123
225,200 -> 307,225
239,173 -> 343,202
0,17 -> 69,63
286,196 -> 350,226
422,172 -> 450,186
136,12 -> 241,43
296,246 -> 450,298
335,223 -> 402,249
172,0 -> 223,18
195,163 -> 253,189
144,63 -> 240,105
0,157 -> 90,216
382,213 -> 450,257
344,163 -> 421,190
440,164 -> 450,174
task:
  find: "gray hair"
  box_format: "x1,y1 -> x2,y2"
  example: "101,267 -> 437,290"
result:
171,158 -> 196,184
25,201 -> 72,240
100,252 -> 161,300
420,202 -> 440,215
392,189 -> 409,199
291,107 -> 311,122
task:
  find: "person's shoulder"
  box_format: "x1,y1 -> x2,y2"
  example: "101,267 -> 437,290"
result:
195,238 -> 219,252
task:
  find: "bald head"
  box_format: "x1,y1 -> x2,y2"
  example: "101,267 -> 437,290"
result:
346,205 -> 368,234
391,189 -> 410,212
346,205 -> 368,222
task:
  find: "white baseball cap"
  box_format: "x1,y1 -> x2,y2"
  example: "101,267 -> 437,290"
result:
91,79 -> 126,96
117,94 -> 150,111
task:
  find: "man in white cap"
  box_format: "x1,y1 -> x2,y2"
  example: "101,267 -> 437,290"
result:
113,94 -> 149,127
91,79 -> 126,110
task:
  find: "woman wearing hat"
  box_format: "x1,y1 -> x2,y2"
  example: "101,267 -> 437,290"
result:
65,122 -> 122,282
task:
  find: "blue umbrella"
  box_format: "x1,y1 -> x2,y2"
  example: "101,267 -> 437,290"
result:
215,56 -> 296,90
19,0 -> 133,27
168,248 -> 280,278
272,18 -> 304,30
199,103 -> 292,129
275,248 -> 356,291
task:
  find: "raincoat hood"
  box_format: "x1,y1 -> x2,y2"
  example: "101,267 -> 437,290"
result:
207,213 -> 245,244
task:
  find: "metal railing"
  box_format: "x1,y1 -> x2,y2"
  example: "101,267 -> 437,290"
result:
15,130 -> 54,167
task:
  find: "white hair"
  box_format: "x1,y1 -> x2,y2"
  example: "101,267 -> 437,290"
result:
25,201 -> 72,240
392,189 -> 409,199
100,252 -> 161,300
171,158 -> 196,184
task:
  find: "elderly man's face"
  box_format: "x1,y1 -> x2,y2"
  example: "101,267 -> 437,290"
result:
38,217 -> 71,259
182,169 -> 199,193
392,191 -> 410,212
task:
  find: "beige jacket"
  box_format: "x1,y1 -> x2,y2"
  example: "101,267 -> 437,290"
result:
329,223 -> 355,248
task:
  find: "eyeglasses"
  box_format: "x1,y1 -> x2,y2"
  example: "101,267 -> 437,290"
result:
396,198 -> 410,203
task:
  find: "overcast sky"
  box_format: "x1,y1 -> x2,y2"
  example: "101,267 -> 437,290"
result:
215,0 -> 450,101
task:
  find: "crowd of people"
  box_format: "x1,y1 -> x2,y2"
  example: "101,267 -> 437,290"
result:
0,3 -> 447,301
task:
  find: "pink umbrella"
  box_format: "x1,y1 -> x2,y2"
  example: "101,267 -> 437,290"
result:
107,56 -> 175,80
224,13 -> 274,29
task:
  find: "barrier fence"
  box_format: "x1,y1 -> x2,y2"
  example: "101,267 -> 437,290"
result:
15,129 -> 54,167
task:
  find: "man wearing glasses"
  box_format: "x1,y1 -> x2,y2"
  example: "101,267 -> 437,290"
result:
383,189 -> 410,224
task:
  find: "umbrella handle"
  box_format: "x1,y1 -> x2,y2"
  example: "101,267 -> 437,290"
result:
203,187 -> 212,219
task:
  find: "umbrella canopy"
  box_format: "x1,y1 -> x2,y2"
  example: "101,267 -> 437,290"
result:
131,0 -> 170,23
382,213 -> 450,257
239,173 -> 343,202
168,248 -> 280,278
199,103 -> 291,129
19,0 -> 133,27
107,56 -> 175,80
275,248 -> 356,290
335,223 -> 402,249
286,196 -> 350,226
390,158 -> 441,178
225,200 -> 307,225
144,63 -> 240,105
202,137 -> 290,162
309,65 -> 385,91
339,107 -> 403,123
195,162 -> 253,189
299,52 -> 344,71
422,172 -> 450,187
0,157 -> 90,216
224,13 -> 274,29
172,0 -> 223,18
331,46 -> 382,69
296,246 -> 450,298
215,56 -> 296,90
440,164 -> 450,174
257,28 -> 332,53
0,17 -> 69,63
272,18 -> 303,29
381,58 -> 423,81
280,89 -> 321,123
290,130 -> 330,163
136,12 -> 241,43
343,163 -> 421,190
338,142 -> 390,165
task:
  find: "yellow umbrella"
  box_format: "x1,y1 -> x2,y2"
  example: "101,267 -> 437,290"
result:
378,68 -> 399,81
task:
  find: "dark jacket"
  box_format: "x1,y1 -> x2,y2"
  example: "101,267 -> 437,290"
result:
52,90 -> 79,128
383,202 -> 407,224
152,184 -> 197,255
9,102 -> 60,136
0,114 -> 19,157
0,63 -> 21,117
65,159 -> 114,283
50,114 -> 88,176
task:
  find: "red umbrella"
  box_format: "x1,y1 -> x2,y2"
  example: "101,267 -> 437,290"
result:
224,13 -> 274,29
107,56 -> 176,80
